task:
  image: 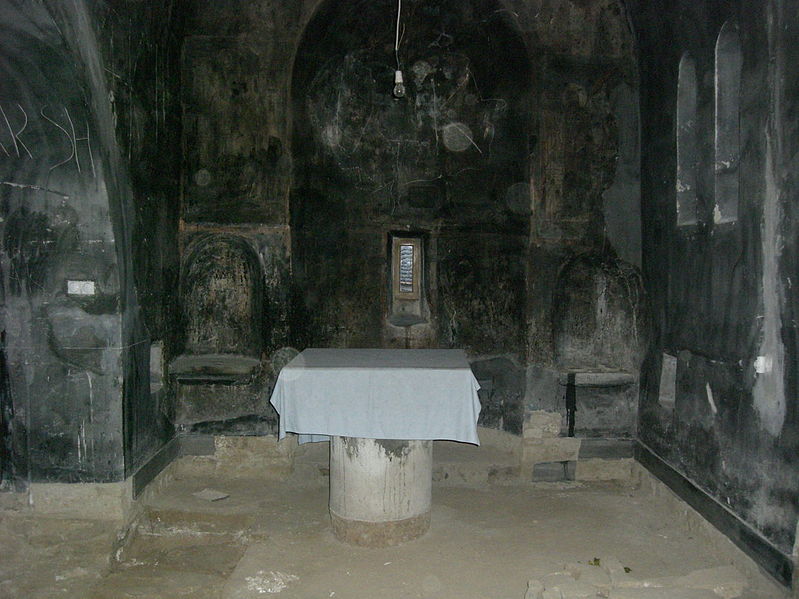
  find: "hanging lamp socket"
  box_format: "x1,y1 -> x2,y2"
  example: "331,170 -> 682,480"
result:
392,70 -> 406,98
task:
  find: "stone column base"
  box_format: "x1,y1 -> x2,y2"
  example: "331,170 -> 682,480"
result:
330,510 -> 431,547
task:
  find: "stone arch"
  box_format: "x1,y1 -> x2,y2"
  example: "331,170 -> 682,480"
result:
289,0 -> 533,348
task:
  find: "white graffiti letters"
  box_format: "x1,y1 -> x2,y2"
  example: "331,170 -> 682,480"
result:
1,103 -> 95,178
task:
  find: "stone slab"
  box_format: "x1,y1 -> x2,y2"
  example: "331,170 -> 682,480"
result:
557,371 -> 636,387
169,353 -> 261,383
578,438 -> 634,459
28,481 -> 131,521
523,437 -> 581,464
575,458 -> 633,481
674,566 -> 747,599
609,588 -> 720,598
532,461 -> 576,482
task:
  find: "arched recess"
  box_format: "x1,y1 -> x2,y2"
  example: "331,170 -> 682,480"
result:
551,255 -> 646,438
169,234 -> 263,383
552,256 -> 645,374
714,21 -> 742,224
676,52 -> 699,226
290,0 -> 533,349
181,234 -> 263,356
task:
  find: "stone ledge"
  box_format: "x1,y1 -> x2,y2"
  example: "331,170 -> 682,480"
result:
9,449 -> 182,568
575,458 -> 633,481
169,353 -> 261,384
557,371 -> 637,387
523,436 -> 581,465
171,434 -> 298,479
532,461 -> 576,482
578,438 -> 634,459
477,425 -> 523,458
27,481 -> 132,521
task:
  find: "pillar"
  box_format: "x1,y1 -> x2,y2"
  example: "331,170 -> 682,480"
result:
329,436 -> 432,547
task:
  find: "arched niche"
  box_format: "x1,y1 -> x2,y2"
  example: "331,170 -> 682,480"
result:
290,0 -> 533,348
552,255 -> 645,374
551,255 -> 646,438
676,52 -> 699,226
714,21 -> 742,225
170,234 -> 263,382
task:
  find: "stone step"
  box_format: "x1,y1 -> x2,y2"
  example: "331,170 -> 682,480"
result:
117,538 -> 246,578
433,440 -> 520,484
89,567 -> 227,599
143,505 -> 255,537
139,477 -> 267,539
293,438 -> 523,485
174,431 -> 634,487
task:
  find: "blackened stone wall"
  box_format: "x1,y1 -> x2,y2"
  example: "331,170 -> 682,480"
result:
629,0 -> 799,565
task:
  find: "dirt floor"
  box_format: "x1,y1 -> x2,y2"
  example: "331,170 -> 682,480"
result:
0,447 -> 791,598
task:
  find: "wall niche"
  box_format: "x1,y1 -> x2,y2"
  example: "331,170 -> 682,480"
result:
290,0 -> 532,352
551,255 -> 646,437
170,234 -> 263,385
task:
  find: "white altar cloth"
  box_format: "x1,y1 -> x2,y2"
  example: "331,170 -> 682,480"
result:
269,348 -> 481,444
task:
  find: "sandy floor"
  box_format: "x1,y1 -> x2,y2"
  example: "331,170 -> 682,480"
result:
0,465 -> 789,599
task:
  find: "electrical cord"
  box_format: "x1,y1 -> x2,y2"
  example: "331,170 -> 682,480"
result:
391,0 -> 406,97
394,0 -> 402,69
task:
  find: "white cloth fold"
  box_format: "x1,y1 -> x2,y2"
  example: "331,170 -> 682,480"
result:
269,348 -> 481,445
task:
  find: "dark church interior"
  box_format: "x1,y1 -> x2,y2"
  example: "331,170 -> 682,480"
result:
1,0 -> 797,597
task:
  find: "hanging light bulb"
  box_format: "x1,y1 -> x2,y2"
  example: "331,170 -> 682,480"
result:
393,70 -> 406,98
392,0 -> 405,99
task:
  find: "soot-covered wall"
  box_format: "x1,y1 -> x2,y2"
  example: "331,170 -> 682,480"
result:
178,0 -> 641,437
290,0 -> 532,420
290,0 -> 642,436
1,0 -> 643,483
629,0 -> 799,582
0,0 -> 181,486
93,0 -> 184,475
176,0 -> 296,431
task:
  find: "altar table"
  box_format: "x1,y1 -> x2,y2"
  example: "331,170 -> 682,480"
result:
269,348 -> 481,545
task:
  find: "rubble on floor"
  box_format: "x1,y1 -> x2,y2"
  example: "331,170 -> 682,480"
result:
525,559 -> 747,599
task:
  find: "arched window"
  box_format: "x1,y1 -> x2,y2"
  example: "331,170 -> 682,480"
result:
676,52 -> 698,226
714,21 -> 742,224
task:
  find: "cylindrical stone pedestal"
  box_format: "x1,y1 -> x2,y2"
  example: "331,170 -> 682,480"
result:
329,436 -> 432,547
